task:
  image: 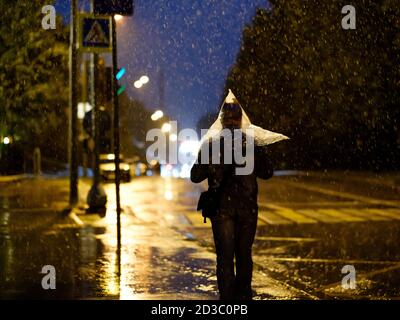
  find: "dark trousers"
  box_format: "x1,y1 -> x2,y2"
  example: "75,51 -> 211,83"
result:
211,206 -> 258,300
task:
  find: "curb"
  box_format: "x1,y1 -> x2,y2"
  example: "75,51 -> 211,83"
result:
0,174 -> 32,185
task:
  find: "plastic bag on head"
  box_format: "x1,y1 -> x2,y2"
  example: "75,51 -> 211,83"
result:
200,89 -> 290,146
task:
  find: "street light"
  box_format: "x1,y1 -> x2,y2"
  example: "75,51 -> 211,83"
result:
151,110 -> 164,121
140,75 -> 149,84
114,14 -> 123,21
169,133 -> 177,142
3,137 -> 10,145
179,139 -> 200,156
133,75 -> 150,89
161,122 -> 172,133
77,102 -> 92,120
134,80 -> 143,88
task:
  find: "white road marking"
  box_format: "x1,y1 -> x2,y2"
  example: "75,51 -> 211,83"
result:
268,257 -> 399,265
280,180 -> 400,207
69,212 -> 84,226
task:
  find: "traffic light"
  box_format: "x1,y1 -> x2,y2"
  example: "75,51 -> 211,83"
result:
116,67 -> 126,96
93,0 -> 135,16
117,85 -> 126,96
104,67 -> 126,101
116,67 -> 125,80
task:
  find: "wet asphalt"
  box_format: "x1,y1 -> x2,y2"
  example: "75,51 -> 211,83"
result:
0,172 -> 399,299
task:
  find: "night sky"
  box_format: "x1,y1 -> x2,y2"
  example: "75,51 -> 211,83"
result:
55,0 -> 269,129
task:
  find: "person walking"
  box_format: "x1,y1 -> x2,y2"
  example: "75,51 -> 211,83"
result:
190,90 -> 288,300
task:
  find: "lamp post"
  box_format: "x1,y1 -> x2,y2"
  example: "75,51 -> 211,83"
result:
87,0 -> 107,213
112,14 -> 122,246
69,0 -> 79,205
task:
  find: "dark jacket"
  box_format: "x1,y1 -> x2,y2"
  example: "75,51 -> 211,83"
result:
190,132 -> 273,210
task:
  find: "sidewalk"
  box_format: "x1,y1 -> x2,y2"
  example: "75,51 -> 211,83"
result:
0,175 -> 90,212
0,174 -> 30,184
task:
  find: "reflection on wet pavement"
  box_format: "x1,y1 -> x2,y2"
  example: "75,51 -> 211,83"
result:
0,177 -> 218,299
1,173 -> 400,299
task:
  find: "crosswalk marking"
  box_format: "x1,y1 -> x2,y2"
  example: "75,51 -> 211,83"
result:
280,180 -> 400,207
386,208 -> 400,215
340,208 -> 390,221
183,207 -> 400,228
184,211 -> 268,227
262,201 -> 360,207
365,209 -> 400,220
317,209 -> 365,222
269,257 -> 398,265
258,211 -> 293,225
257,217 -> 267,226
273,208 -> 318,224
255,236 -> 317,242
296,209 -> 343,223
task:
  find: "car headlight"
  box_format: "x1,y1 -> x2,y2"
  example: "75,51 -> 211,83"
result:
100,163 -> 115,171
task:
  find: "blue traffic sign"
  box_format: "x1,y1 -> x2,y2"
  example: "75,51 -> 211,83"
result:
79,15 -> 112,53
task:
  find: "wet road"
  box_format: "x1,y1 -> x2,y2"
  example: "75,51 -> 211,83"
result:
0,172 -> 399,299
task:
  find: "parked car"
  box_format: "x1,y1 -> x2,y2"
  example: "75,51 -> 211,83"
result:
125,156 -> 149,176
99,154 -> 131,182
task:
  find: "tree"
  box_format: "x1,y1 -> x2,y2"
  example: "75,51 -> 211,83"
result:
196,111 -> 219,136
119,93 -> 168,161
226,0 -> 400,170
0,0 -> 69,169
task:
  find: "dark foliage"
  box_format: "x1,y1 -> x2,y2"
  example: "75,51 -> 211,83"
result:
0,0 -> 69,170
225,0 -> 400,170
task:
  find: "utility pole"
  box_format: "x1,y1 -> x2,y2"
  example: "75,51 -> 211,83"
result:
69,0 -> 78,205
81,61 -> 89,177
90,0 -> 133,254
87,0 -> 107,212
112,17 -> 122,247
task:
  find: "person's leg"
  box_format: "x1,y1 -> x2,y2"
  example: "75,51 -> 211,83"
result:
211,211 -> 235,300
234,206 -> 258,300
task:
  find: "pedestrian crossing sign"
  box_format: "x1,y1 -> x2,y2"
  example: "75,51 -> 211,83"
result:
78,14 -> 112,53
